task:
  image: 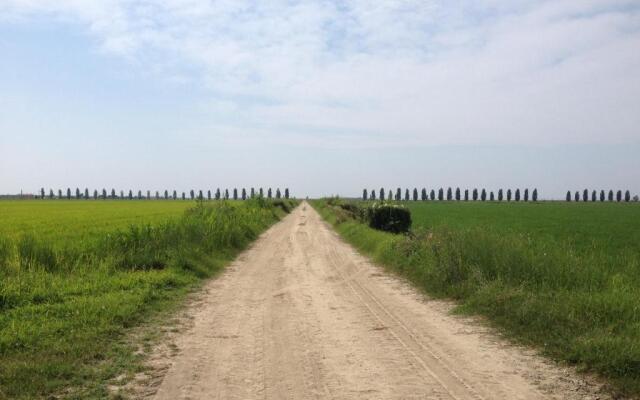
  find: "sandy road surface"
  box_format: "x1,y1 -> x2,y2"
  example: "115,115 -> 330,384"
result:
148,202 -> 607,400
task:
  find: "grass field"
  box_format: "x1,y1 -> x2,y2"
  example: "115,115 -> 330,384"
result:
0,199 -> 293,399
314,199 -> 640,396
406,201 -> 640,254
0,200 -> 191,243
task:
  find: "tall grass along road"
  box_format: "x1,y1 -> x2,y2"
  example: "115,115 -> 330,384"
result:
141,202 -> 607,399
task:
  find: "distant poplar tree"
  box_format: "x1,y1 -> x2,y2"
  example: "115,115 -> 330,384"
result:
625,190 -> 631,202
438,188 -> 444,201
182,192 -> 186,200
83,188 -> 88,199
234,188 -> 239,200
242,188 -> 247,200
591,190 -> 596,202
532,188 -> 538,202
129,190 -> 133,200
515,189 -> 520,202
75,188 -> 80,199
507,189 -> 512,201
421,188 -> 427,201
120,190 -> 124,199
40,188 -> 45,199
370,190 -> 376,200
583,189 -> 588,202
617,190 -> 622,202
472,188 -> 478,201
198,190 -> 203,200
111,189 -> 116,199
49,189 -> 54,199
285,188 -> 290,199
147,190 -> 151,200
251,188 -> 255,198
138,190 -> 142,200
207,190 -> 211,200
267,188 -> 272,199
455,187 -> 461,201
498,189 -> 503,201
59,189 -> 63,199
600,190 -> 605,202
215,188 -> 221,200
67,188 -> 71,200
566,191 -> 571,202
190,190 -> 195,200
277,189 -> 283,199
481,189 -> 487,201
430,189 -> 436,201
574,191 -> 579,202
173,190 -> 177,200
259,188 -> 264,197
165,190 -> 169,200
404,189 -> 410,201
446,187 -> 452,201
524,188 -> 529,202
490,191 -> 495,201
413,188 -> 418,201
608,190 -> 614,201
382,188 -> 387,201
156,191 -> 160,200
396,188 -> 402,201
363,189 -> 368,201
464,189 -> 469,201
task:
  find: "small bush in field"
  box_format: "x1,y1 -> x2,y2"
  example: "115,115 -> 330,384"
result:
338,202 -> 362,217
364,202 -> 411,234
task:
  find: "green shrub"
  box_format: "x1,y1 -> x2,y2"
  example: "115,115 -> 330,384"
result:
364,203 -> 412,233
338,202 -> 362,218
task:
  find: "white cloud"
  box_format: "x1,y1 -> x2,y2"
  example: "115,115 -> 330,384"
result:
2,0 -> 639,146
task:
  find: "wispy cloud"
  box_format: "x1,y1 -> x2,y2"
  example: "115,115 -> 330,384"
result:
2,0 -> 640,147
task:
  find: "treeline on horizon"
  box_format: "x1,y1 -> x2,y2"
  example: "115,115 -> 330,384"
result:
28,187 -> 291,201
361,187 -> 637,202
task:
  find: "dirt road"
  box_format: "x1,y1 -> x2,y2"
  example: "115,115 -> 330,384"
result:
148,202 -> 606,399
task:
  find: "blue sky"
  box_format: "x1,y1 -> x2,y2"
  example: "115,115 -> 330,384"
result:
1,0 -> 639,198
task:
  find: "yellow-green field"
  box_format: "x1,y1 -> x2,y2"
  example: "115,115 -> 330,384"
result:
0,199 -> 293,399
0,200 -> 191,243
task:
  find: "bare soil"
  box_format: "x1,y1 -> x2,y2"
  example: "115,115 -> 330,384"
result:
136,202 -> 611,399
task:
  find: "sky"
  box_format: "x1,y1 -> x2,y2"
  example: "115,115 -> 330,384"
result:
0,0 -> 639,199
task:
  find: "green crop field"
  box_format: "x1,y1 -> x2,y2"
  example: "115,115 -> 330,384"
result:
406,201 -> 640,254
0,199 -> 293,399
315,199 -> 640,396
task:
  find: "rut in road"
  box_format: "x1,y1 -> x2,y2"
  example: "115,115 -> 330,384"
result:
146,202 -> 608,400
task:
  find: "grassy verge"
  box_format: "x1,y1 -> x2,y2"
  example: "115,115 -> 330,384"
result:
312,199 -> 640,396
0,198 -> 296,399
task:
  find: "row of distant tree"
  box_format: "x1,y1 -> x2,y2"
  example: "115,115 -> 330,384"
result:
363,188 -> 538,202
38,187 -> 290,200
566,189 -> 633,202
362,188 -> 637,202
